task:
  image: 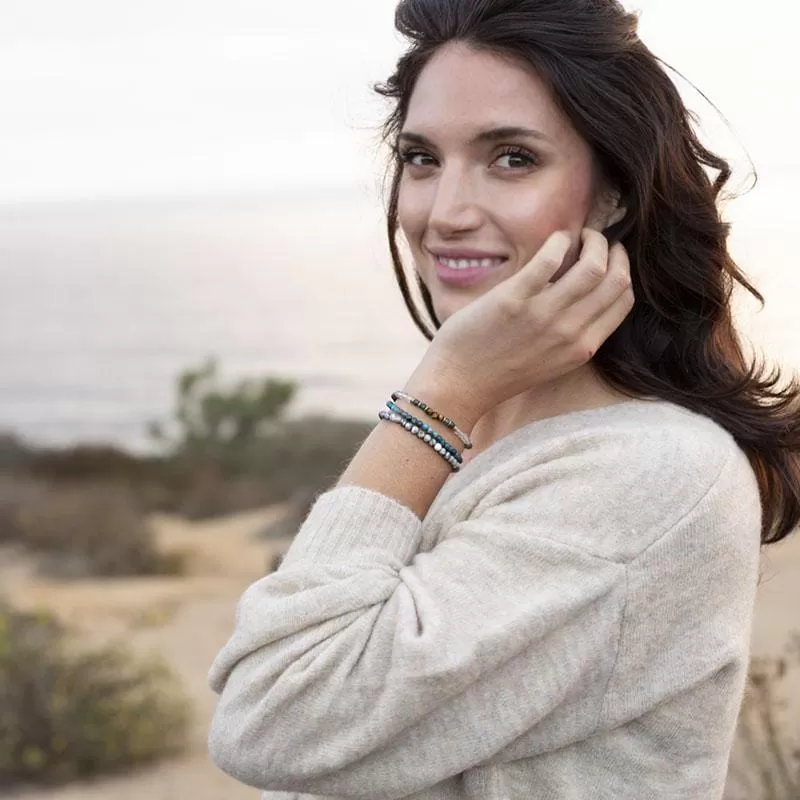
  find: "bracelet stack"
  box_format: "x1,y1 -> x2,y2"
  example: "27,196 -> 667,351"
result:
378,391 -> 473,473
391,391 -> 473,449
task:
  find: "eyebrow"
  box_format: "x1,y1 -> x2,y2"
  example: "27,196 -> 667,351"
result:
397,125 -> 554,148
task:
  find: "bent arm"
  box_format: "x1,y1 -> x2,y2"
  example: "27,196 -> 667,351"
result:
208,486 -> 626,799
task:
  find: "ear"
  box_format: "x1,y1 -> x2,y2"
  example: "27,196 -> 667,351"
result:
586,188 -> 627,232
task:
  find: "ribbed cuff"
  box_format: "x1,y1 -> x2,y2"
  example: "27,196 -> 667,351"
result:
280,486 -> 424,569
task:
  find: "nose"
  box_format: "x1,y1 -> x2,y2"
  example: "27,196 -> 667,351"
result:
428,162 -> 483,236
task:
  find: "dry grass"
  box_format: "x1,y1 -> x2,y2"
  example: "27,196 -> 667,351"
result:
0,476 -> 185,578
0,599 -> 192,789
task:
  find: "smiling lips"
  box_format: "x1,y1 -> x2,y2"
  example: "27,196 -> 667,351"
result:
431,252 -> 509,286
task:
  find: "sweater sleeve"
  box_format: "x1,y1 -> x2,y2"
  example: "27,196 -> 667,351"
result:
207,485 -> 627,799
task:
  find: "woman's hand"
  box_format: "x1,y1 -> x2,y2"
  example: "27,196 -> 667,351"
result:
407,229 -> 635,423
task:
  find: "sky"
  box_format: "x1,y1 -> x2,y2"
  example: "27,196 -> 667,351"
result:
0,0 -> 798,218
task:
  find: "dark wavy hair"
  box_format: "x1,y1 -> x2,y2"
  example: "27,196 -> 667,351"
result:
372,0 -> 800,546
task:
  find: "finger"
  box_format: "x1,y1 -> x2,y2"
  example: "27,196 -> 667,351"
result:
546,229 -> 610,311
551,242 -> 630,360
508,230 -> 573,297
584,241 -> 631,323
559,240 -> 630,329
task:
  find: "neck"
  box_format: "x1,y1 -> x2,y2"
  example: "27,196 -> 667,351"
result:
465,364 -> 631,459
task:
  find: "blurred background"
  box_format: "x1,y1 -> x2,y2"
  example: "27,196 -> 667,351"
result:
1,0 -> 798,452
0,1 -> 798,799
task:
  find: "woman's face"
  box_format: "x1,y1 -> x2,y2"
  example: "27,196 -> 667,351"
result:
397,42 -> 614,324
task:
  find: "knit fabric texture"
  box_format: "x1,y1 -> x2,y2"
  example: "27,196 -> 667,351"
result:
208,397 -> 762,800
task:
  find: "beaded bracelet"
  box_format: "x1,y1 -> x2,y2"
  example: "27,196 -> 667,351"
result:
378,409 -> 461,472
385,401 -> 462,463
391,390 -> 473,449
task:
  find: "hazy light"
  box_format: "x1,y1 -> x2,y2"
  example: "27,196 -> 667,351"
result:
0,0 -> 796,205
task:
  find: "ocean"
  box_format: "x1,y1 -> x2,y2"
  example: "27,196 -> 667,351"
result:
1,193 -> 797,454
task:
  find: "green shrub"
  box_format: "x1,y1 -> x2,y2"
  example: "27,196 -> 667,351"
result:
148,355 -> 297,461
0,599 -> 192,788
0,477 -> 183,578
146,357 -> 372,518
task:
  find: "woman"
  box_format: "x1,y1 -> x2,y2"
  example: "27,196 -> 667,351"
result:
208,1 -> 800,798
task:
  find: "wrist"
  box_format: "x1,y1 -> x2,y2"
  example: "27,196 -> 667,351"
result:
400,371 -> 487,436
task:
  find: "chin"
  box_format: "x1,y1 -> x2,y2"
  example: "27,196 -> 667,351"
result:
421,275 -> 487,325
430,294 -> 473,325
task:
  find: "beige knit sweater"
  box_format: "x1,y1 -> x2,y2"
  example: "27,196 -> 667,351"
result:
208,397 -> 762,800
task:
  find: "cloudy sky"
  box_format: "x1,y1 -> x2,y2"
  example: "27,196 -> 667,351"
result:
0,0 -> 797,216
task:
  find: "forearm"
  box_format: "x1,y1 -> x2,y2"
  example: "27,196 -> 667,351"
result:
336,373 -> 484,521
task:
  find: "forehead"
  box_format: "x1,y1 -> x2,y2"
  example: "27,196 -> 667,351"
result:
404,42 -> 576,144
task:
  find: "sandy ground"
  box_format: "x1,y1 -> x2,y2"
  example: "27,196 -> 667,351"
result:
3,506 -> 800,800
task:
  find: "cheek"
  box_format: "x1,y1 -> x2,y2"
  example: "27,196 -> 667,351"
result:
397,187 -> 435,284
397,179 -> 425,241
499,176 -> 593,277
504,175 -> 592,238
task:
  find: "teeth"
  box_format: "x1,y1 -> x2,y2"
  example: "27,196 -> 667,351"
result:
439,257 -> 505,270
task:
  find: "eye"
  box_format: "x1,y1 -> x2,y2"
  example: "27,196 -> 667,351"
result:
398,148 -> 436,168
495,146 -> 539,169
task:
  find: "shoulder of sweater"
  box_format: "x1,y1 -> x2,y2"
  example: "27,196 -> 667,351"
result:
452,399 -> 759,563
